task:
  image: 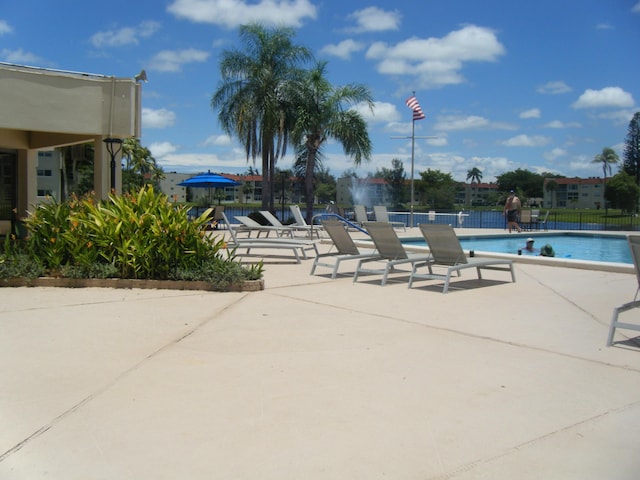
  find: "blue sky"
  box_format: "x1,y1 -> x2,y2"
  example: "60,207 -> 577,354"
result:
2,0 -> 639,182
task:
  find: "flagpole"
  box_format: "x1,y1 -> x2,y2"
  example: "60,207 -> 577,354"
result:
410,116 -> 416,228
391,92 -> 437,229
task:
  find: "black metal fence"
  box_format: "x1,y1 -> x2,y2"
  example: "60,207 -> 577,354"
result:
192,205 -> 640,232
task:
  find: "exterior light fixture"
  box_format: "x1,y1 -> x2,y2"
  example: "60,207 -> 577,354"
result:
103,137 -> 123,191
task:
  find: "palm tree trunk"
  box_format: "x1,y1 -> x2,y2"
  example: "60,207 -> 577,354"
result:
305,149 -> 316,223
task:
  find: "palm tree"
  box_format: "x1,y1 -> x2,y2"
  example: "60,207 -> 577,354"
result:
545,179 -> 558,208
593,147 -> 619,211
290,61 -> 373,222
211,24 -> 312,211
466,167 -> 482,206
121,138 -> 163,192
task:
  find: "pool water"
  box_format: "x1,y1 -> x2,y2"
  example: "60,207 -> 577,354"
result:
405,233 -> 632,264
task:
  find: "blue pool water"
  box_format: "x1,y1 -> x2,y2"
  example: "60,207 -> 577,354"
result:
404,233 -> 632,264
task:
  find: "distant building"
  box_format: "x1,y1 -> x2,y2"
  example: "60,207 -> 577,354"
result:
458,182 -> 499,206
543,177 -> 605,209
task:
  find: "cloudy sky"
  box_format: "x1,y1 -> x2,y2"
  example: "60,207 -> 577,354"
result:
2,0 -> 639,182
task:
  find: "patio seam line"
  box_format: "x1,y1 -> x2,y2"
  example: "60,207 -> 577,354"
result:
0,292 -> 250,462
427,399 -> 640,480
264,290 -> 640,374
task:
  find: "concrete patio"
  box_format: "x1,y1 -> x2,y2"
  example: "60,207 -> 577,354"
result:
1,229 -> 639,479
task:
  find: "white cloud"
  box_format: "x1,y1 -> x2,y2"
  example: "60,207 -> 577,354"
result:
320,39 -> 365,60
148,48 -> 210,72
90,21 -> 160,48
353,101 -> 399,124
203,134 -> 232,147
434,114 -> 516,131
572,86 -> 635,109
0,20 -> 12,35
500,134 -> 551,147
595,23 -> 613,30
142,107 -> 176,128
543,148 -> 567,162
347,7 -> 401,32
633,1 -> 640,13
149,141 -> 178,158
520,108 -> 540,119
536,80 -> 572,95
543,120 -> 582,129
0,48 -> 41,64
167,0 -> 317,28
366,25 -> 505,88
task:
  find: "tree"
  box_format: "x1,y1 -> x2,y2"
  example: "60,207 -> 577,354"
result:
466,167 -> 482,206
290,61 -> 373,222
496,169 -> 544,200
211,23 -> 312,211
593,147 -> 619,212
623,111 -> 640,185
417,169 -> 456,209
121,138 -> 163,193
605,171 -> 640,212
593,146 -> 619,185
376,158 -> 406,207
60,143 -> 94,198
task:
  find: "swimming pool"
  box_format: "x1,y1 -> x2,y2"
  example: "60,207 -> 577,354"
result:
404,233 -> 633,264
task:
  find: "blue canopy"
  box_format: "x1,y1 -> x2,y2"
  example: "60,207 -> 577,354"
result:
178,171 -> 241,188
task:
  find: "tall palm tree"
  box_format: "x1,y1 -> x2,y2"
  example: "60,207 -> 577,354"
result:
593,147 -> 619,211
290,61 -> 373,222
466,167 -> 482,206
211,24 -> 312,211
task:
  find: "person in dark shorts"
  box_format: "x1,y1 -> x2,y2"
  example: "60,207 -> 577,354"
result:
504,190 -> 522,233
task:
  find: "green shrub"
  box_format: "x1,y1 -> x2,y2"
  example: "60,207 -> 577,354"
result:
0,186 -> 263,288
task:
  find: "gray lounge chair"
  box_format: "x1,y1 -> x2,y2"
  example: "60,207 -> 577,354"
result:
260,210 -> 312,238
221,213 -> 318,263
235,215 -> 293,238
289,205 -> 323,238
409,224 -> 516,293
373,205 -> 406,231
353,205 -> 369,226
607,235 -> 640,346
311,219 -> 381,279
353,222 -> 432,286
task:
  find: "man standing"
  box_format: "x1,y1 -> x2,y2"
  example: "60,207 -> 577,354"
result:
504,190 -> 522,233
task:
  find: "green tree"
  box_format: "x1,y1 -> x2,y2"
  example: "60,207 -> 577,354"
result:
211,23 -> 312,211
623,112 -> 640,185
593,146 -> 619,185
290,61 -> 373,222
466,167 -> 482,206
605,171 -> 640,212
417,169 -> 456,209
60,143 -> 94,198
496,169 -> 544,200
121,138 -> 163,193
376,158 -> 406,207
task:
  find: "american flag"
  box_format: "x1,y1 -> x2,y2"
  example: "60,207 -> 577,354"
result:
405,95 -> 425,121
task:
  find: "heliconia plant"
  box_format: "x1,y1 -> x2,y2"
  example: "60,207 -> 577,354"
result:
18,185 -> 262,285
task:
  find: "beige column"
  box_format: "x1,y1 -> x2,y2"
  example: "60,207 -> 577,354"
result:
16,149 -> 37,219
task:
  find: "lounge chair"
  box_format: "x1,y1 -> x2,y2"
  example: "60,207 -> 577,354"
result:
353,222 -> 432,286
235,215 -> 293,238
373,205 -> 406,231
607,235 -> 640,346
289,205 -> 323,238
519,209 -> 533,231
353,205 -> 369,226
310,219 -> 381,279
409,224 -> 516,293
221,213 -> 318,263
260,210 -> 312,238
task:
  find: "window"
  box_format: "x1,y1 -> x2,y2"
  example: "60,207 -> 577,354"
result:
37,169 -> 52,177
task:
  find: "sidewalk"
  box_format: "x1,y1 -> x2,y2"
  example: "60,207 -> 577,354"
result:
1,237 -> 639,479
